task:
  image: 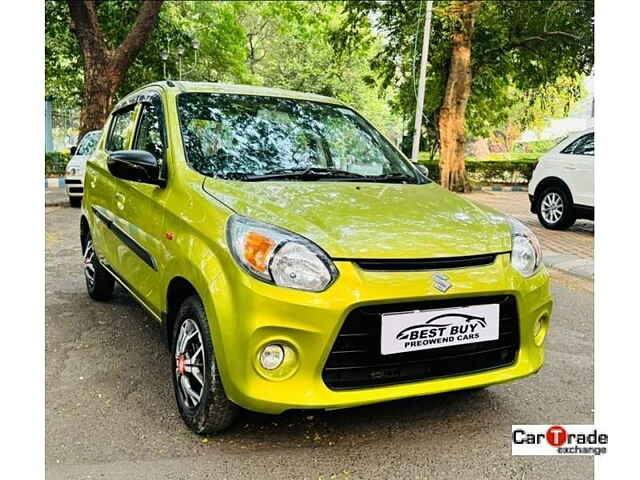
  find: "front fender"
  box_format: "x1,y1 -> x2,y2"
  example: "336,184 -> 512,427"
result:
160,223 -> 242,393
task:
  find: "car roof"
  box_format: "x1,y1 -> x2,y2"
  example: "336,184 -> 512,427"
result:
129,81 -> 345,106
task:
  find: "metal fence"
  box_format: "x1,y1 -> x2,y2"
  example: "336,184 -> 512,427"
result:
45,99 -> 80,152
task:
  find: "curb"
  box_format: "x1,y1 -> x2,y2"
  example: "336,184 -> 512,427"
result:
543,250 -> 594,280
472,185 -> 528,192
46,177 -> 65,190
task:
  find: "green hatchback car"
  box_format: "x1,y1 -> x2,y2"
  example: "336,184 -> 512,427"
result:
81,81 -> 552,434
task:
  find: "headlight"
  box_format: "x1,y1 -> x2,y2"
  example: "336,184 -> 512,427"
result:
507,216 -> 542,277
226,215 -> 338,292
66,167 -> 77,176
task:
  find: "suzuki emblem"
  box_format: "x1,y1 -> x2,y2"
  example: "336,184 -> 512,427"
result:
432,272 -> 451,293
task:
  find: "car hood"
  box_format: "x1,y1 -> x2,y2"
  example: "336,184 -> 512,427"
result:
203,179 -> 512,259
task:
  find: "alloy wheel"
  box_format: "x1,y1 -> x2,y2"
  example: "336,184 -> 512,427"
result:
175,318 -> 206,409
541,192 -> 564,224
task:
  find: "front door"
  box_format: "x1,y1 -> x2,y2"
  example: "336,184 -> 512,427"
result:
568,133 -> 594,207
111,92 -> 170,314
89,105 -> 138,271
558,132 -> 594,207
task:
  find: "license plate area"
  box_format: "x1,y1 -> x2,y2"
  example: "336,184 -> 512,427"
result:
380,304 -> 500,355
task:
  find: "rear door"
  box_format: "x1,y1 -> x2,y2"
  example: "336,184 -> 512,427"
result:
110,91 -> 171,314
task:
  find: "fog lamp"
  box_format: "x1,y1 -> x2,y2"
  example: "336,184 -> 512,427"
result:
259,344 -> 285,370
533,316 -> 548,346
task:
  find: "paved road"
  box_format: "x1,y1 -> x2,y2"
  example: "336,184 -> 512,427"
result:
465,191 -> 593,261
46,189 -> 68,207
46,206 -> 593,480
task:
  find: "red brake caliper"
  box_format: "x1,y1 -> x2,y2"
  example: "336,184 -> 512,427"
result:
176,354 -> 186,375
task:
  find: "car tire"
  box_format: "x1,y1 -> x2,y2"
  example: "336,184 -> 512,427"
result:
82,232 -> 114,301
536,186 -> 576,230
69,196 -> 82,208
172,295 -> 239,435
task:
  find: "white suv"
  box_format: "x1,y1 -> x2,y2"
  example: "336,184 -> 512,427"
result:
528,129 -> 594,230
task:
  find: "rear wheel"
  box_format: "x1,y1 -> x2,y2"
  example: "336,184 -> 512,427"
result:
172,296 -> 238,435
83,233 -> 114,301
537,187 -> 575,230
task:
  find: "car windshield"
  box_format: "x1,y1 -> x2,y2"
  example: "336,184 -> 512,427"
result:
76,131 -> 100,156
176,93 -> 422,183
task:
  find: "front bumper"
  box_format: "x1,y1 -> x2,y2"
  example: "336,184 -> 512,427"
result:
65,175 -> 84,197
211,253 -> 552,414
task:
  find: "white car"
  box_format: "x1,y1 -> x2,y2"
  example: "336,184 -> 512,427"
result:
528,128 -> 594,230
65,130 -> 101,207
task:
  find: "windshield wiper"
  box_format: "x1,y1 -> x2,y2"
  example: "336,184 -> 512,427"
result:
358,173 -> 419,184
220,168 -> 419,184
241,166 -> 366,181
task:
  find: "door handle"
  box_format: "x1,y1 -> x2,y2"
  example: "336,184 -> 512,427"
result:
115,192 -> 125,210
564,165 -> 577,170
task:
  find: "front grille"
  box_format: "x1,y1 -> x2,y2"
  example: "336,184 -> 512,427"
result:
69,187 -> 84,194
353,253 -> 498,271
322,295 -> 519,390
65,179 -> 82,185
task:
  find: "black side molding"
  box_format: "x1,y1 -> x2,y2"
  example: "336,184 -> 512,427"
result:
92,206 -> 157,271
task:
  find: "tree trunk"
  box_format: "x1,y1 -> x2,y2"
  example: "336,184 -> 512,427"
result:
68,0 -> 163,138
79,55 -> 123,134
438,1 -> 480,192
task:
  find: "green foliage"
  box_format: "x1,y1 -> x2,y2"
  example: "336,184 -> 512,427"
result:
45,1 -> 400,138
420,159 -> 538,185
513,138 -> 565,153
45,152 -> 71,177
45,2 -> 84,108
45,1 -> 252,108
338,0 -> 594,150
234,1 -> 402,140
488,76 -> 585,151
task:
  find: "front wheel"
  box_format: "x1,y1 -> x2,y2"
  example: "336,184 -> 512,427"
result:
69,196 -> 81,208
172,296 -> 238,435
537,187 -> 576,230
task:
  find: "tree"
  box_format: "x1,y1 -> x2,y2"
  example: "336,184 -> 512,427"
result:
438,1 -> 480,190
67,0 -> 163,137
234,1 -> 402,140
490,76 -> 585,152
47,2 -> 250,112
339,0 -> 594,191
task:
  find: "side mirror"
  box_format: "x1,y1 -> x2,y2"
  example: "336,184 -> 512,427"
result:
69,146 -> 77,156
107,150 -> 164,186
414,163 -> 429,178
